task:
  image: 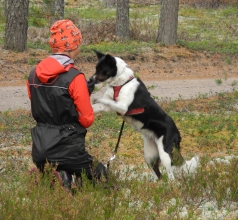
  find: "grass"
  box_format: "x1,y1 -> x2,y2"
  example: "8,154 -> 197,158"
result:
66,6 -> 116,20
81,41 -> 156,55
1,2 -> 238,54
0,158 -> 237,219
0,91 -> 238,219
0,1 -> 238,218
0,110 -> 34,146
177,6 -> 238,53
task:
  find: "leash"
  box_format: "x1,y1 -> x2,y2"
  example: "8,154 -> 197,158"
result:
107,120 -> 125,169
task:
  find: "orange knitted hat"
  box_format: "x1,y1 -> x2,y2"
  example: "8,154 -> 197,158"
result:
49,20 -> 82,53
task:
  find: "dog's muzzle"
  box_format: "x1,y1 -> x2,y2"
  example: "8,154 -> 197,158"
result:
89,75 -> 101,84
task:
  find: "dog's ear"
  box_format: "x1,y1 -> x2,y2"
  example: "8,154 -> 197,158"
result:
94,50 -> 105,60
104,54 -> 114,63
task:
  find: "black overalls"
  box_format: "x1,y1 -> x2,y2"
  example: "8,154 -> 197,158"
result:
28,68 -> 95,179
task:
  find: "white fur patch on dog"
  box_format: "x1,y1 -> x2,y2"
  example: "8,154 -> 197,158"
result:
156,136 -> 175,180
94,78 -> 140,115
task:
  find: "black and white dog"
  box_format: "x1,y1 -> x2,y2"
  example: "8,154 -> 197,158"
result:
91,50 -> 199,180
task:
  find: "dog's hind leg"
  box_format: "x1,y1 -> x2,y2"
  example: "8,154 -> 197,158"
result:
143,136 -> 161,179
155,136 -> 175,181
151,158 -> 161,179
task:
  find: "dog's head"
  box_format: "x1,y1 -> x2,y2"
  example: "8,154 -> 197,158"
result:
91,50 -> 127,84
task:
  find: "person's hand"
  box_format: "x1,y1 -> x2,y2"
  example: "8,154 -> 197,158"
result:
87,77 -> 96,95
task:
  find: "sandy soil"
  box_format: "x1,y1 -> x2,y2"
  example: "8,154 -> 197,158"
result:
0,45 -> 238,111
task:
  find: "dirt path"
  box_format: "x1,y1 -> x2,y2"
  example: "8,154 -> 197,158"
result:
1,46 -> 238,111
0,77 -> 237,112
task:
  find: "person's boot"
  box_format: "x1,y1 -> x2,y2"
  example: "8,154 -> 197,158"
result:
94,162 -> 108,181
58,170 -> 72,190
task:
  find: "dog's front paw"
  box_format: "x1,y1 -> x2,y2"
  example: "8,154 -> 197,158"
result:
93,103 -> 105,113
93,102 -> 112,113
91,97 -> 99,104
97,98 -> 111,105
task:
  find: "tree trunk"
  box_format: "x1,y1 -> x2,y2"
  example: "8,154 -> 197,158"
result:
50,0 -> 65,25
42,0 -> 65,25
156,0 -> 179,45
116,0 -> 130,40
3,0 -> 8,17
102,0 -> 117,8
4,0 -> 29,52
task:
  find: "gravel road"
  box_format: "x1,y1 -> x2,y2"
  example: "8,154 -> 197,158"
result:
0,77 -> 237,112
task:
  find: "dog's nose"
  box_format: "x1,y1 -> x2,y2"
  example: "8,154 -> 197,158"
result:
89,75 -> 97,84
89,75 -> 95,81
90,75 -> 102,84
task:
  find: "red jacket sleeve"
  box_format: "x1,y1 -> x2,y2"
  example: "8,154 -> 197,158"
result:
26,80 -> 31,99
68,74 -> 94,128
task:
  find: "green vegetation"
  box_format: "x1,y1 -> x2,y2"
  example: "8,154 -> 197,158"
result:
81,41 -> 156,55
1,157 -> 237,219
0,1 -> 238,219
66,6 -> 116,20
1,2 -> 238,54
0,110 -> 34,146
0,91 -> 238,219
177,6 -> 238,53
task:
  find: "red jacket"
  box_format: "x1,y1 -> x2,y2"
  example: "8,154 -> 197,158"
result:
27,54 -> 94,128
